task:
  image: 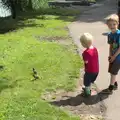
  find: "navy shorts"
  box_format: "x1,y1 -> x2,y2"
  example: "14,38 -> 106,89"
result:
84,72 -> 98,87
108,60 -> 120,75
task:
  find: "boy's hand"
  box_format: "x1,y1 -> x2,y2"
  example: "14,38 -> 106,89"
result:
108,56 -> 111,62
85,61 -> 88,64
109,56 -> 116,63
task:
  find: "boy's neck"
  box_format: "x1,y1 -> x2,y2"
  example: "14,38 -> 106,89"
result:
111,29 -> 118,33
87,45 -> 93,49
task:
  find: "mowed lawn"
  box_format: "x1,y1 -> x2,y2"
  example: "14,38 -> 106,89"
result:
0,12 -> 82,120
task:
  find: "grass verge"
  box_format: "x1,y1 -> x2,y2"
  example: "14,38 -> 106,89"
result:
0,9 -> 82,120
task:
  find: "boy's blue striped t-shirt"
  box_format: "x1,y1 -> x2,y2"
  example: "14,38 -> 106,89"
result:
108,29 -> 120,61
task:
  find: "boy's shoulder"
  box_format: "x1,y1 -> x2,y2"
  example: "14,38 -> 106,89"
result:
83,49 -> 89,56
83,49 -> 87,54
108,30 -> 120,37
117,29 -> 120,35
83,47 -> 97,54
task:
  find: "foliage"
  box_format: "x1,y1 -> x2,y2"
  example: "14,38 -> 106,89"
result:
1,0 -> 50,11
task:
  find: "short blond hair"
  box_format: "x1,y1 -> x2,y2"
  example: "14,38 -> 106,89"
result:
106,14 -> 119,24
80,33 -> 93,48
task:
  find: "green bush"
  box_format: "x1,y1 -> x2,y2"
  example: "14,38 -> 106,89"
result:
32,0 -> 50,9
17,0 -> 50,10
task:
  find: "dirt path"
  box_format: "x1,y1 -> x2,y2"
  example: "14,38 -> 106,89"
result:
69,0 -> 120,120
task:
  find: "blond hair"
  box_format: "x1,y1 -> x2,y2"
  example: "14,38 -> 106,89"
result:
80,33 -> 93,48
106,14 -> 119,24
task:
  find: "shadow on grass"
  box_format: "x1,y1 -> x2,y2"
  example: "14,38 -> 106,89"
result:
0,16 -> 44,34
0,8 -> 79,34
0,77 -> 17,92
0,0 -> 117,34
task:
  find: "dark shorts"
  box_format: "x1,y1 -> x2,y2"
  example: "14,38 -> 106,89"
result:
108,60 -> 120,75
84,72 -> 98,87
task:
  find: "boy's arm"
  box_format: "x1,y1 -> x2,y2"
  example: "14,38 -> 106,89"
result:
82,52 -> 89,64
110,47 -> 120,63
109,44 -> 113,57
110,36 -> 120,63
113,47 -> 120,58
108,34 -> 113,57
113,36 -> 120,58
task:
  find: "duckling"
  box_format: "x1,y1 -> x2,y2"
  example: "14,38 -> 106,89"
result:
32,68 -> 39,80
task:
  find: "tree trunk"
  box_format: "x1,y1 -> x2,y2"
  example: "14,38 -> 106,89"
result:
28,0 -> 33,10
10,0 -> 16,19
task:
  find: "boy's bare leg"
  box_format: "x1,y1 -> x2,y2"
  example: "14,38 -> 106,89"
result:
106,74 -> 118,93
110,74 -> 116,85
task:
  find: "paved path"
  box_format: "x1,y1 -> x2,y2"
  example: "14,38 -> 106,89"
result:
69,0 -> 120,120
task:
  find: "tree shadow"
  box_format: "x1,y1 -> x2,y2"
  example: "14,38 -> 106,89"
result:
0,76 -> 18,93
0,0 -> 117,34
50,89 -> 110,107
0,7 -> 79,34
0,15 -> 44,34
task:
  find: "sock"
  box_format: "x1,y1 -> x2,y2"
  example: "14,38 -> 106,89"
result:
110,79 -> 116,86
85,86 -> 90,90
110,74 -> 116,85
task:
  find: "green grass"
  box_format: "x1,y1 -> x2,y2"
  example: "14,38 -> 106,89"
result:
0,12 -> 82,120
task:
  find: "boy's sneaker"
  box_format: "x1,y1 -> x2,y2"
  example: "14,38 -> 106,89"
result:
84,88 -> 91,97
101,85 -> 113,94
108,84 -> 114,91
114,82 -> 118,90
102,83 -> 118,94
